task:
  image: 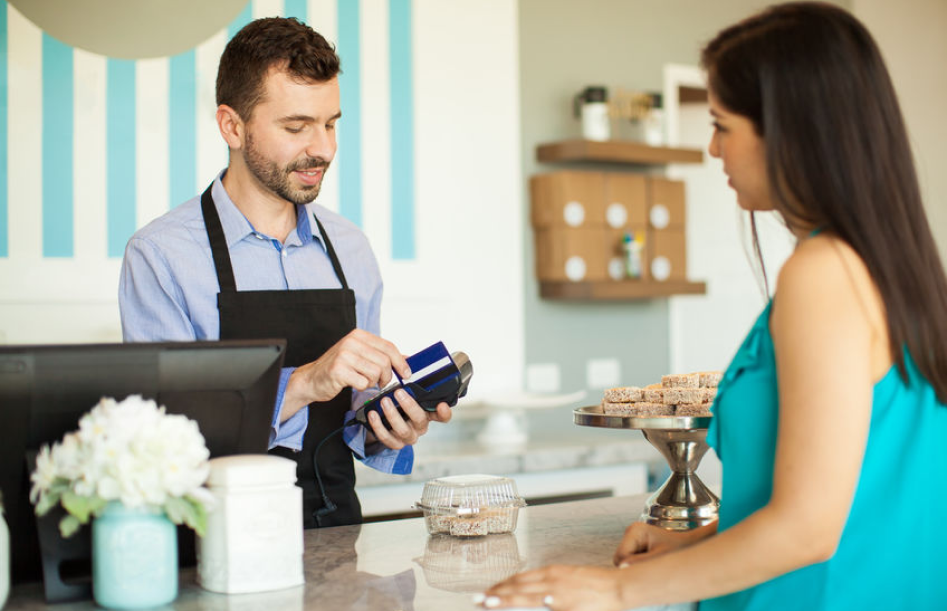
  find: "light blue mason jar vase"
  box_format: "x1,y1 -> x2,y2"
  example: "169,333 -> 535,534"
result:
92,502 -> 178,609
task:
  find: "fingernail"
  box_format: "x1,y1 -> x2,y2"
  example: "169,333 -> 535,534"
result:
484,596 -> 501,608
471,593 -> 486,604
395,389 -> 408,400
619,562 -> 629,568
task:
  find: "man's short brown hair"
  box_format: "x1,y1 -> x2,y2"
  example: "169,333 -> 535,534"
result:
216,17 -> 341,121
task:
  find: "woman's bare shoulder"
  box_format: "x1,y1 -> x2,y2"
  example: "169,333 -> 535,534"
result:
775,233 -> 885,335
777,234 -> 872,296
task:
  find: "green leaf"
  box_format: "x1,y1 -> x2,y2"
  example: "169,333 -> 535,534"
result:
163,496 -> 207,537
34,492 -> 61,517
163,496 -> 190,525
87,496 -> 108,517
61,491 -> 97,524
187,496 -> 208,538
59,514 -> 82,538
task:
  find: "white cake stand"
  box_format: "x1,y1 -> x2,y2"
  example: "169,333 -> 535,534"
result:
467,390 -> 587,449
573,404 -> 719,530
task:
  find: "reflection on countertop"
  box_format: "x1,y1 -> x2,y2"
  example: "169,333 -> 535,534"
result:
414,533 -> 525,594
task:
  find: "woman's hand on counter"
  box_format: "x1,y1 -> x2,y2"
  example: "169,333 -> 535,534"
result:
479,565 -> 630,611
613,520 -> 718,567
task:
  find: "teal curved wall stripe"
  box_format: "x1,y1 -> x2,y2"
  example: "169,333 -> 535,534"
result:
13,0 -> 419,262
170,51 -> 196,209
284,0 -> 308,22
337,0 -> 363,227
228,2 -> 254,39
389,0 -> 415,259
41,34 -> 73,257
106,59 -> 136,258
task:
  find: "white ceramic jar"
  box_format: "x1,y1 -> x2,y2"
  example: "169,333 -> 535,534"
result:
197,455 -> 304,594
1,506 -> 9,610
574,86 -> 611,141
581,101 -> 611,141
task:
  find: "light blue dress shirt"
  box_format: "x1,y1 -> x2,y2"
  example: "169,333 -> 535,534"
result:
118,172 -> 413,475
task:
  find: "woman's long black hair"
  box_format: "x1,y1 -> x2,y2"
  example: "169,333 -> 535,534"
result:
702,2 -> 947,404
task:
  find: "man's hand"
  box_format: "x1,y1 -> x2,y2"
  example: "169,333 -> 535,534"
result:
364,390 -> 453,449
282,329 -> 410,420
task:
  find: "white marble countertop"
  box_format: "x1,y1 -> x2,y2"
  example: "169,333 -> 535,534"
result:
6,494 -> 693,611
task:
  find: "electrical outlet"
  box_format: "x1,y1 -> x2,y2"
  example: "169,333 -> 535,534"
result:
526,363 -> 561,393
586,358 -> 620,389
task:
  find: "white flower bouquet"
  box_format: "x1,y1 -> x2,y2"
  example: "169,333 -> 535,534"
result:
29,395 -> 213,537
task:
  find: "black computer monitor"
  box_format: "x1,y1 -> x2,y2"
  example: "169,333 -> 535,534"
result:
0,339 -> 286,595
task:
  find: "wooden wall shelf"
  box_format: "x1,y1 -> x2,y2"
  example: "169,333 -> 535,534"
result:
536,140 -> 704,166
540,280 -> 707,301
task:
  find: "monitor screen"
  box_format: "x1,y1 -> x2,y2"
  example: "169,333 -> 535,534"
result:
0,339 -> 286,590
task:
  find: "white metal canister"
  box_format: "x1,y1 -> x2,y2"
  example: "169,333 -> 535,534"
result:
1,505 -> 9,610
197,455 -> 304,594
574,86 -> 611,142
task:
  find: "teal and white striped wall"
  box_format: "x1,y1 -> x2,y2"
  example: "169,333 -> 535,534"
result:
0,0 -> 524,397
0,0 -> 417,261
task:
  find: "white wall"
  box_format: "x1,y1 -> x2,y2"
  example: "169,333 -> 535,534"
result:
853,0 -> 947,258
665,67 -> 794,376
0,0 -> 524,396
380,0 -> 524,396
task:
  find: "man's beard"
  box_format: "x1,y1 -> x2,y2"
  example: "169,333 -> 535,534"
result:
244,131 -> 330,206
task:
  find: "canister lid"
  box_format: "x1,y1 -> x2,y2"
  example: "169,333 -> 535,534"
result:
206,454 -> 297,489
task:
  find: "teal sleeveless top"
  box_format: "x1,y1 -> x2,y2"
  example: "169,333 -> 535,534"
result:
702,301 -> 947,610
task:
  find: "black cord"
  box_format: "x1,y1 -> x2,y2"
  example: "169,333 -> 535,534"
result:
312,420 -> 362,527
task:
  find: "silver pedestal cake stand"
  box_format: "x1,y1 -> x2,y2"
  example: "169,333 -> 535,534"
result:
574,405 -> 719,530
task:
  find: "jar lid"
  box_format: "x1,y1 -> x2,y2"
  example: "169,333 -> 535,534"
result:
206,454 -> 297,489
416,474 -> 526,516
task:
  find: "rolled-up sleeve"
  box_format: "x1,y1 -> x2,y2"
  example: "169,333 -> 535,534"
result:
342,410 -> 414,475
269,367 -> 309,450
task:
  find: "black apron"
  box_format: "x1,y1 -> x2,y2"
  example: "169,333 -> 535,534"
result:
201,184 -> 362,528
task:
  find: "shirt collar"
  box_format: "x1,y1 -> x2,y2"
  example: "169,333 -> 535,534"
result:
211,170 -> 321,250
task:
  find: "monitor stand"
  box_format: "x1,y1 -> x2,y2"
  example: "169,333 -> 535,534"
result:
27,452 -> 92,603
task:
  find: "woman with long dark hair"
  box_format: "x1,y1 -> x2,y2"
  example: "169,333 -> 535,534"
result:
481,3 -> 947,609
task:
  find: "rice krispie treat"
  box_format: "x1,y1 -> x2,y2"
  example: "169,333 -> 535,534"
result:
662,387 -> 704,405
698,371 -> 723,388
661,373 -> 700,388
644,385 -> 665,402
603,401 -> 674,416
603,386 -> 644,403
676,404 -> 714,417
602,401 -> 638,414
426,515 -> 453,535
449,517 -> 490,537
631,401 -> 675,416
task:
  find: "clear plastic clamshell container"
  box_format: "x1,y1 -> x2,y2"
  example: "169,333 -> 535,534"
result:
416,474 -> 527,537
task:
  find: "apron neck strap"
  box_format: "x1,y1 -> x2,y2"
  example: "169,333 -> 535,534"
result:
201,183 -> 237,292
311,213 -> 349,290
